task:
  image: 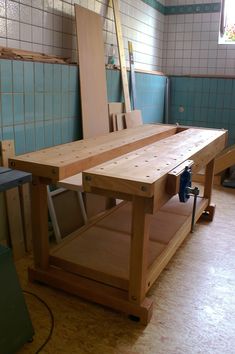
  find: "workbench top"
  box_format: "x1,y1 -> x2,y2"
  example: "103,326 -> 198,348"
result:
83,127 -> 227,197
8,124 -> 177,180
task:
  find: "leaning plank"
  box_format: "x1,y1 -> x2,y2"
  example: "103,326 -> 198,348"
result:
75,5 -> 109,138
108,102 -> 125,132
112,0 -> 131,112
0,141 -> 25,259
125,110 -> 143,128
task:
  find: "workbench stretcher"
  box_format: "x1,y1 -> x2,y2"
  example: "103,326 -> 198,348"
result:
9,124 -> 227,324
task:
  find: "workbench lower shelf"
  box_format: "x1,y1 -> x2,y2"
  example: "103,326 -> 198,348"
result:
29,195 -> 208,324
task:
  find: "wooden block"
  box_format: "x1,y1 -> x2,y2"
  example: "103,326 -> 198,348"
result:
166,159 -> 194,195
108,102 -> 125,132
75,5 -> 109,138
57,173 -> 83,192
115,113 -> 126,131
125,110 -> 143,128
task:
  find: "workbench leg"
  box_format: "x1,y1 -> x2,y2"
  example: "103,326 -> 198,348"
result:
31,178 -> 49,269
202,158 -> 216,221
129,196 -> 152,322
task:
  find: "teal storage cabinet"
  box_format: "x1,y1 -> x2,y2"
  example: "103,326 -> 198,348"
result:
0,245 -> 34,354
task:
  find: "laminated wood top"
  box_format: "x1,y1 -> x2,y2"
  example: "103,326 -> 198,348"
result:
9,124 -> 177,180
83,127 -> 227,198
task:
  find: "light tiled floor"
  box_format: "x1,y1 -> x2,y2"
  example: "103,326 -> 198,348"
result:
17,186 -> 235,354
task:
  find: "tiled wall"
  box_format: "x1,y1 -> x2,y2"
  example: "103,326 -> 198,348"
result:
0,59 -> 167,155
163,1 -> 235,76
0,0 -> 165,72
107,69 -> 166,123
169,76 -> 235,145
0,59 -> 81,155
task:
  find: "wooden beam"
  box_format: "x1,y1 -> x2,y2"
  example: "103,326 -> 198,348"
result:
112,0 -> 131,113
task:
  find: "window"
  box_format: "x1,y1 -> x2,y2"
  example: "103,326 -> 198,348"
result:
219,0 -> 235,43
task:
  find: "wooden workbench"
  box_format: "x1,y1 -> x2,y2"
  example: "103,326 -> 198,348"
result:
9,124 -> 227,324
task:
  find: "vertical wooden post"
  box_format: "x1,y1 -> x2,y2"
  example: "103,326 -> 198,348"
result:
203,158 -> 215,204
19,184 -> 32,252
129,196 -> 150,304
0,140 -> 25,259
31,178 -> 49,269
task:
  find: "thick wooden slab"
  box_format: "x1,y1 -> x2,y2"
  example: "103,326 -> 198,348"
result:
83,128 -> 227,197
75,5 -> 109,138
9,125 -> 177,180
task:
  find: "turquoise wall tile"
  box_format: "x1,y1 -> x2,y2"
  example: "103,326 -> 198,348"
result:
62,93 -> 69,118
24,94 -> 34,122
68,118 -> 81,141
169,76 -> 235,145
53,119 -> 62,145
44,93 -> 53,119
35,63 -> 44,92
35,93 -> 44,121
62,65 -> 69,92
61,118 -> 69,143
14,124 -> 25,155
44,64 -> 53,92
69,92 -> 79,118
13,94 -> 24,124
1,94 -> 13,126
24,62 -> 34,93
0,58 -> 167,155
53,93 -> 61,119
0,128 -> 2,140
13,61 -> 24,93
53,64 -> 61,92
1,60 -> 12,93
25,123 -> 35,152
35,121 -> 44,150
44,120 -> 53,147
69,66 -> 78,92
2,126 -> 14,140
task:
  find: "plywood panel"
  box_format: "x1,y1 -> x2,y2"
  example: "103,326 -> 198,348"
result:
51,226 -> 165,287
125,110 -> 143,128
75,5 -> 109,138
108,102 -> 125,132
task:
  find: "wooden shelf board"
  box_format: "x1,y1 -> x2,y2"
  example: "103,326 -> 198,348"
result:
50,196 -> 208,291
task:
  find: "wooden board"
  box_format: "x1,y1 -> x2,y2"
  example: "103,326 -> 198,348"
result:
0,141 -> 25,259
108,102 -> 125,132
83,128 -> 227,198
9,125 -> 177,180
51,225 -> 165,290
115,113 -> 126,131
128,41 -> 137,110
112,0 -> 131,113
125,110 -> 143,128
75,5 -> 109,138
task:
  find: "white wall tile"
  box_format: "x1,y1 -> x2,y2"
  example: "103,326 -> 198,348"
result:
7,19 -> 20,39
